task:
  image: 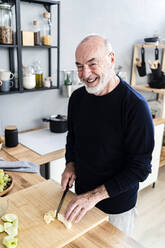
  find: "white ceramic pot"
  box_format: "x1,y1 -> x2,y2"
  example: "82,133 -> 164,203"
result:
23,75 -> 36,89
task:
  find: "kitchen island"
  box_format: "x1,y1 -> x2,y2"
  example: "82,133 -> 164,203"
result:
0,170 -> 144,248
0,119 -> 164,247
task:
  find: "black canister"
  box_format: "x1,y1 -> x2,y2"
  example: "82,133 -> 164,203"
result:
5,125 -> 18,147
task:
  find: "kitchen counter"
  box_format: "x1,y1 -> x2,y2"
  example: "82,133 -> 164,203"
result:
0,126 -> 65,179
2,170 -> 144,248
1,117 -> 163,165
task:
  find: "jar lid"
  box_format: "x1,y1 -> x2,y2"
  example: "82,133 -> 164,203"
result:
50,114 -> 67,122
33,20 -> 39,26
43,12 -> 50,19
5,125 -> 17,131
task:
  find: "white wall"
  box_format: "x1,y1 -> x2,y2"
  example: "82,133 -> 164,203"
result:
1,0 -> 165,132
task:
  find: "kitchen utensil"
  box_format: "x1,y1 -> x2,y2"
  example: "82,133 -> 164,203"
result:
136,47 -> 146,77
0,179 -> 108,248
155,47 -> 159,60
0,70 -> 14,81
144,37 -> 159,43
0,80 -> 13,92
42,114 -> 67,133
148,72 -> 165,89
56,181 -> 70,219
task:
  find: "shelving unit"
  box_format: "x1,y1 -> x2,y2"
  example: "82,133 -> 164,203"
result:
0,0 -> 60,94
131,43 -> 165,167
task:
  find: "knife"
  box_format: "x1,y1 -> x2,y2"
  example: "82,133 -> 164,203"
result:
55,181 -> 70,219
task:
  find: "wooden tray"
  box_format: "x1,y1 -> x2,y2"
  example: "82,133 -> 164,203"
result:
0,179 -> 108,248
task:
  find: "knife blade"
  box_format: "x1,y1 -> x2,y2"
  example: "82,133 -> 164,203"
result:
55,181 -> 70,219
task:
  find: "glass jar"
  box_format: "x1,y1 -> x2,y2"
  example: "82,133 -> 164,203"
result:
23,65 -> 36,90
33,20 -> 40,46
42,12 -> 52,46
0,2 -> 13,44
33,60 -> 43,88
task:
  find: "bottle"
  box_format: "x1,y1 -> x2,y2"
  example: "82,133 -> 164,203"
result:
42,12 -> 52,46
33,20 -> 40,46
64,71 -> 72,85
33,60 -> 43,88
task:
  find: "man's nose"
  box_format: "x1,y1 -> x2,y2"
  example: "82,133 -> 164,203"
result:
82,66 -> 91,79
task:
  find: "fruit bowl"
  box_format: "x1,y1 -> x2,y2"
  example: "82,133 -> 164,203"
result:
0,174 -> 13,197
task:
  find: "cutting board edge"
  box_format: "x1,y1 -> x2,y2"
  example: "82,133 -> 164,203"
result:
55,216 -> 109,248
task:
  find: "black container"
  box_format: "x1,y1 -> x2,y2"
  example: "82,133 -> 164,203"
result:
148,72 -> 165,89
136,47 -> 146,77
5,126 -> 18,147
42,114 -> 67,133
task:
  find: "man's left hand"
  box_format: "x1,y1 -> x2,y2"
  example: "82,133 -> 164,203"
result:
64,192 -> 97,223
64,185 -> 109,223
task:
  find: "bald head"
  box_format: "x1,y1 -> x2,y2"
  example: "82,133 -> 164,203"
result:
76,35 -> 112,57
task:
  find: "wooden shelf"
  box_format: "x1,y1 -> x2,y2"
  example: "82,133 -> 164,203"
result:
136,43 -> 165,49
131,44 -> 165,169
21,45 -> 58,49
133,84 -> 165,94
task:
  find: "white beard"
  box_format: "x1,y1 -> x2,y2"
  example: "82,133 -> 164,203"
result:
82,70 -> 113,95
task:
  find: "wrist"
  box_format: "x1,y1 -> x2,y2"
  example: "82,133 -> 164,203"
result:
87,185 -> 109,205
66,161 -> 75,169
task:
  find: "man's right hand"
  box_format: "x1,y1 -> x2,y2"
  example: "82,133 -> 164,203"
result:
61,162 -> 76,191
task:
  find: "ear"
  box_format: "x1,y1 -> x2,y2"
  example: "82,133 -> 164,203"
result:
107,52 -> 115,69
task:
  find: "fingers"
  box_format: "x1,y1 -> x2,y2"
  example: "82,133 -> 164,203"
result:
64,199 -> 77,221
69,174 -> 76,188
61,169 -> 76,191
66,204 -> 81,223
65,201 -> 87,223
61,173 -> 68,191
75,208 -> 86,223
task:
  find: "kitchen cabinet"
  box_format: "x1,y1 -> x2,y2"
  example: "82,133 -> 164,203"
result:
131,43 -> 165,168
0,0 -> 60,95
139,119 -> 164,190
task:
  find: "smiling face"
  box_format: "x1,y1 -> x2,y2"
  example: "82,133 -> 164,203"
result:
75,36 -> 115,95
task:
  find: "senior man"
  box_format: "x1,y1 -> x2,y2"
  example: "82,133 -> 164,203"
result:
61,34 -> 154,236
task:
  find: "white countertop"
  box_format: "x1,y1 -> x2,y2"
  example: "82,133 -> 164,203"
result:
19,128 -> 67,155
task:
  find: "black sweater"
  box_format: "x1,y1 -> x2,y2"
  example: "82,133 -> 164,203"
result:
65,78 -> 154,214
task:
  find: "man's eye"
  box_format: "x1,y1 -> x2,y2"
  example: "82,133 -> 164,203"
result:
77,65 -> 83,70
89,63 -> 97,67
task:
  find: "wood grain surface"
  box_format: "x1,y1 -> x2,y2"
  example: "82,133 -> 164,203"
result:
64,221 -> 145,248
1,143 -> 65,166
0,179 -> 108,248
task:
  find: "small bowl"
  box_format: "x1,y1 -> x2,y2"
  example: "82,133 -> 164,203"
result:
0,174 -> 14,197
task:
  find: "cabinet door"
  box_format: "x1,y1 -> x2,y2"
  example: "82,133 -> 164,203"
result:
50,158 -> 75,193
139,123 -> 164,190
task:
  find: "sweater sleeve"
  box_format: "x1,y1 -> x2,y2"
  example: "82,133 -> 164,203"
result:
104,99 -> 154,198
65,94 -> 75,164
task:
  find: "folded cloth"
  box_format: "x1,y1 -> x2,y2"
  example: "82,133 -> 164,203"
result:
0,158 -> 40,174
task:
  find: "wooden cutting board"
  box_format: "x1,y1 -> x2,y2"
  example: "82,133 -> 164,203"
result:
0,179 -> 108,248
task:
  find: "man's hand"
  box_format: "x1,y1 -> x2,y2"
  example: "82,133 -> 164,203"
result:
64,185 -> 109,223
61,162 -> 76,191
